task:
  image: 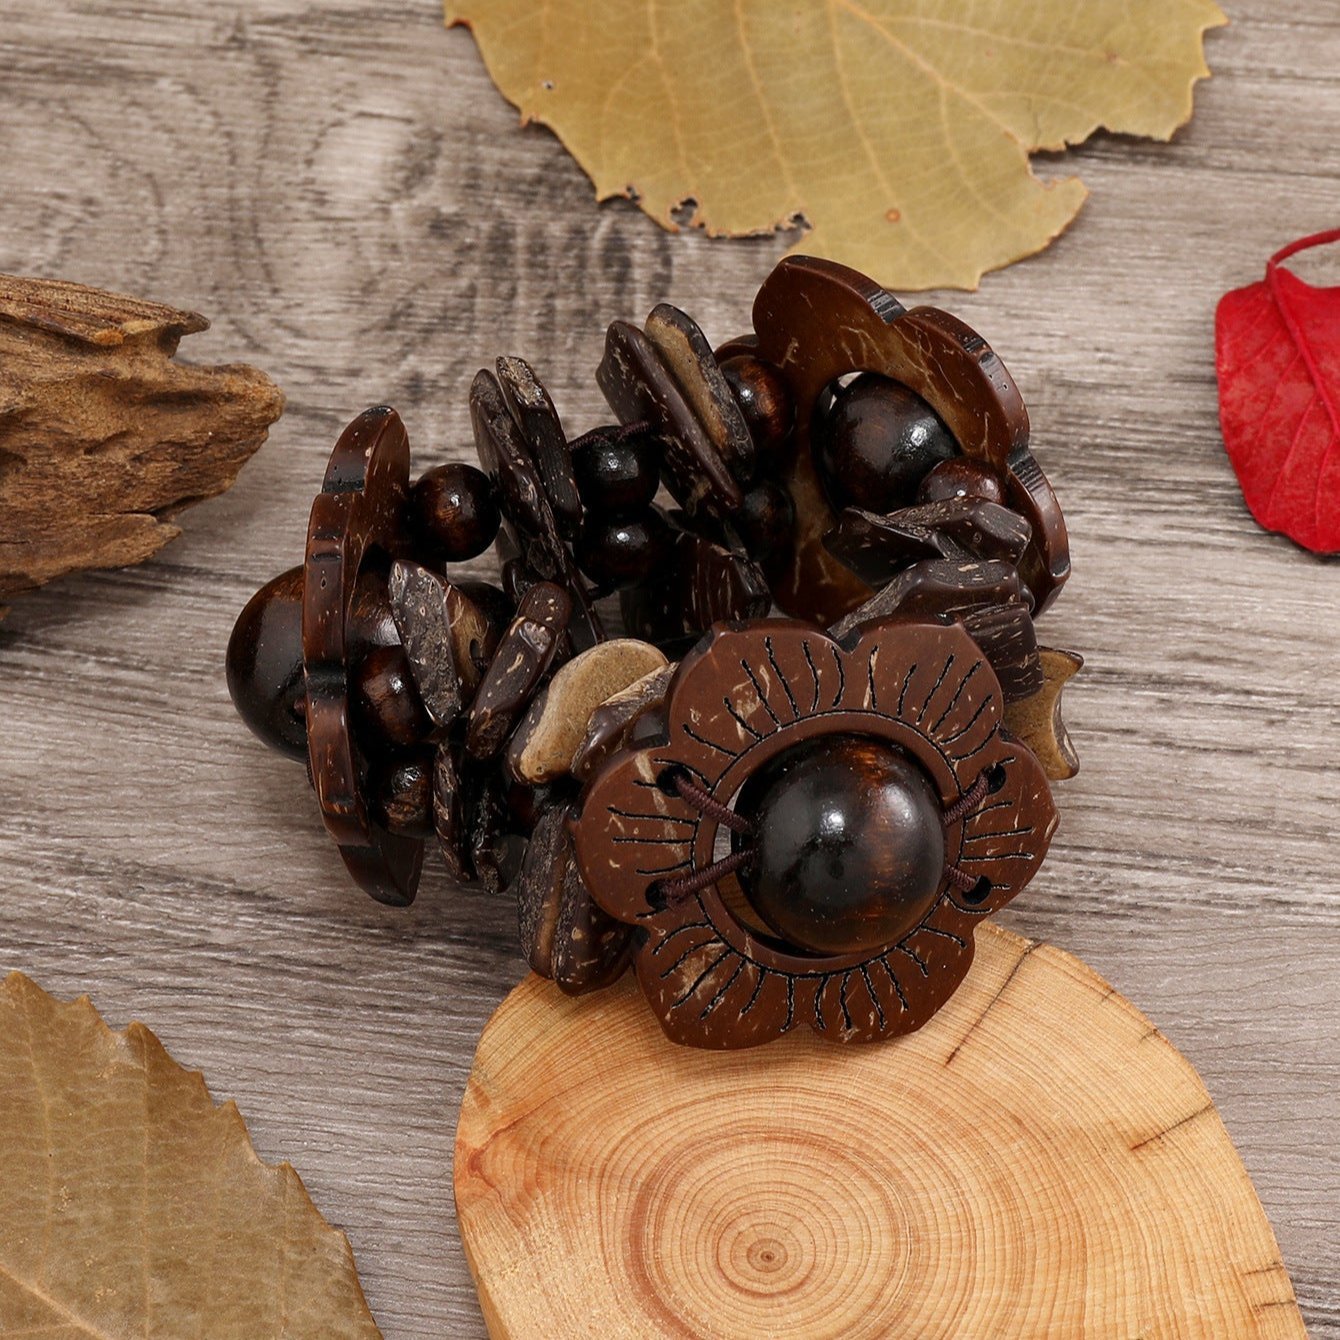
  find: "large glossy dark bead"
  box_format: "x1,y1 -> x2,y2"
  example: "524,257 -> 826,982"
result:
813,373 -> 957,515
917,457 -> 1007,506
226,565 -> 308,761
409,462 -> 500,563
719,354 -> 794,463
735,480 -> 795,560
733,735 -> 946,955
570,425 -> 662,515
575,507 -> 672,591
351,644 -> 432,751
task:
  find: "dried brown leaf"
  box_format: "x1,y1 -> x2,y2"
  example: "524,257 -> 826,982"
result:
447,0 -> 1226,290
0,973 -> 380,1338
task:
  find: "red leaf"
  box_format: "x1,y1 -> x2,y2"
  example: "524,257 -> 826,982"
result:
1216,229 -> 1340,553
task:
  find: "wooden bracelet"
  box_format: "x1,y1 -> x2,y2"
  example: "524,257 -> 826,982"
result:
226,255 -> 1081,1050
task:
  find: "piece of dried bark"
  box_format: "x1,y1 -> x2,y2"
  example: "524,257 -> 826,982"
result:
0,273 -> 283,612
0,972 -> 380,1337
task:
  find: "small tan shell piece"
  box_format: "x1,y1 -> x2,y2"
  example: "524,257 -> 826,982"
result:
570,665 -> 675,784
1005,647 -> 1083,780
507,639 -> 670,785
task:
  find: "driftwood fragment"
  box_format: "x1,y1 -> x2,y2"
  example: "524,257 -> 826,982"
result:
0,274 -> 283,610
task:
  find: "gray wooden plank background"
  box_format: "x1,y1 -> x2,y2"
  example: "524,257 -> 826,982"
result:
1,2 -> 1337,1335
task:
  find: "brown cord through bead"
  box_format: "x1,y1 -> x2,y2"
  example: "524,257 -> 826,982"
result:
654,771 -> 756,907
568,419 -> 652,453
666,771 -> 753,835
658,849 -> 757,906
654,765 -> 997,911
942,766 -> 1000,900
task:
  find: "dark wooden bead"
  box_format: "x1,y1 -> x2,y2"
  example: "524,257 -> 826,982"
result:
570,425 -> 662,515
735,480 -> 795,560
734,735 -> 946,956
455,579 -> 514,636
347,565 -> 404,657
371,751 -> 435,838
719,354 -> 794,461
813,372 -> 957,515
918,457 -> 1007,506
409,462 -> 499,563
351,644 -> 433,751
226,565 -> 308,761
574,508 -> 672,591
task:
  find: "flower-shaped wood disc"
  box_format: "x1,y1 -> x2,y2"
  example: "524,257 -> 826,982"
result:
573,617 -> 1056,1048
740,257 -> 1070,626
303,406 -> 423,906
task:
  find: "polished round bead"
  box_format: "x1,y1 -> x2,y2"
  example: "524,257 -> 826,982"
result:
575,508 -> 672,591
571,426 -> 662,515
733,735 -> 946,955
720,354 -> 794,462
917,457 -> 1007,506
409,462 -> 499,563
370,750 -> 435,838
351,644 -> 432,751
735,480 -> 795,560
226,565 -> 308,761
813,372 -> 957,514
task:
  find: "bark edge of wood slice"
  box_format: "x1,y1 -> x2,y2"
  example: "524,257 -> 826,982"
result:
456,924 -> 1303,1340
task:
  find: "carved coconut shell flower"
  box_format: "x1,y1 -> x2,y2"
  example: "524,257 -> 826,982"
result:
572,617 -> 1057,1049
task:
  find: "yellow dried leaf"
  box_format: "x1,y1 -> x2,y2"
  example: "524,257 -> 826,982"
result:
0,973 -> 381,1339
447,0 -> 1226,289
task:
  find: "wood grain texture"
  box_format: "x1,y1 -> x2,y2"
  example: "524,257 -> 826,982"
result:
0,3 -> 1335,1335
459,929 -> 1303,1339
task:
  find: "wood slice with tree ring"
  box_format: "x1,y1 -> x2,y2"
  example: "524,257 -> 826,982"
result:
456,924 -> 1303,1340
